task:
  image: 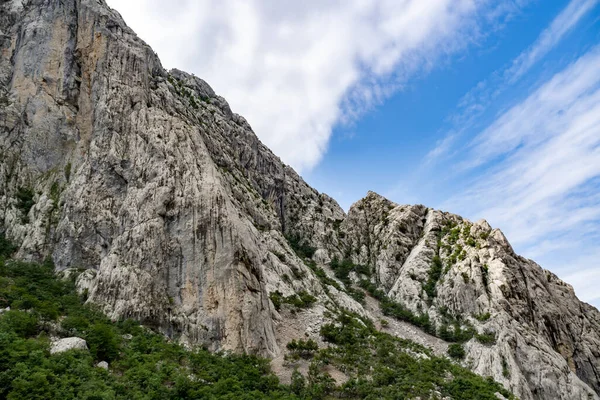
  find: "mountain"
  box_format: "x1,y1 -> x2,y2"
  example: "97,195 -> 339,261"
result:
1,1 -> 599,399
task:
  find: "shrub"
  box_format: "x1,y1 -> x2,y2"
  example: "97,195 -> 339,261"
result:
290,369 -> 306,395
64,162 -> 72,182
61,315 -> 91,335
320,312 -> 373,346
286,234 -> 316,259
423,255 -> 443,299
86,323 -> 120,362
0,310 -> 39,337
502,355 -> 510,378
481,264 -> 490,293
269,291 -> 284,310
309,264 -> 342,290
448,343 -> 466,360
359,279 -> 435,335
347,288 -> 365,304
286,339 -> 318,359
0,234 -> 17,258
330,258 -> 371,286
292,291 -> 317,308
474,312 -> 491,322
270,290 -> 316,311
475,329 -> 497,345
15,187 -> 35,223
273,251 -> 286,262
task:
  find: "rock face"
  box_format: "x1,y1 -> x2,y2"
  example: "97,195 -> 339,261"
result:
1,1 -> 599,399
50,337 -> 88,354
339,192 -> 600,400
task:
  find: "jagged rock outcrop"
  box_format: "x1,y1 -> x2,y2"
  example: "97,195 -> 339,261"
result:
338,192 -> 600,399
1,1 -> 599,399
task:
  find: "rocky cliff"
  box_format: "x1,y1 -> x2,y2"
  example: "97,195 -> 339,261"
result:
1,1 -> 599,399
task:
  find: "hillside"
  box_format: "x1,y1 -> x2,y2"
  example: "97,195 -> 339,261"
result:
0,1 -> 599,399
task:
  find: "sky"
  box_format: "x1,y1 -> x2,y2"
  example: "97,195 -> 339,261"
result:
105,0 -> 600,308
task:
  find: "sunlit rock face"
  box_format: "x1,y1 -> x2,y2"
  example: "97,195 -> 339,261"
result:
1,1 -> 599,399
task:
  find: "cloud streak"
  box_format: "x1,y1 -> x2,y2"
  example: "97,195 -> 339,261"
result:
427,0 -> 598,163
106,0 -> 521,172
505,0 -> 599,83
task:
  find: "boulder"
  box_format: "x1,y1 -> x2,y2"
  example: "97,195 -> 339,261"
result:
50,337 -> 88,354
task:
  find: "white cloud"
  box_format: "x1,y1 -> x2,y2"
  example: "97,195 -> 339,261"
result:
505,0 -> 599,84
106,0 -> 518,172
427,0 -> 598,162
441,46 -> 600,304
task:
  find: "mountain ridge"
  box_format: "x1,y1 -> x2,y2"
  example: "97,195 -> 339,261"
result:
1,1 -> 599,399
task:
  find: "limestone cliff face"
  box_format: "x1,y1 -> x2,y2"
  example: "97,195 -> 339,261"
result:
0,0 -> 344,356
1,1 -> 599,399
339,192 -> 600,400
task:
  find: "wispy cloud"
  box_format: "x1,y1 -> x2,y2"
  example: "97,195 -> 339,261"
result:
505,0 -> 599,83
427,0 -> 598,162
442,46 -> 600,304
106,0 -> 524,172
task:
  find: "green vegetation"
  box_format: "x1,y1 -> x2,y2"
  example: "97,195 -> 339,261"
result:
423,255 -> 443,299
286,339 -> 318,360
502,355 -> 511,378
15,187 -> 35,223
358,279 -> 435,335
329,257 -> 371,286
0,242 -> 297,399
475,329 -> 497,345
0,92 -> 9,106
481,264 -> 490,294
0,234 -> 17,257
167,75 -> 205,110
438,322 -> 477,343
0,236 -> 513,399
64,162 -> 72,182
315,312 -> 514,399
286,234 -> 316,259
269,290 -> 316,311
357,275 -> 481,345
474,312 -> 491,322
448,343 -> 466,360
308,263 -> 342,290
346,287 -> 366,304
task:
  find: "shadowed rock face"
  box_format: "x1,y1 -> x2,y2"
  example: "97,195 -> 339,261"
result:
1,1 -> 599,399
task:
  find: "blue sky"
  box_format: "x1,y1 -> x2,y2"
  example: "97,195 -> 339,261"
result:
107,0 -> 600,307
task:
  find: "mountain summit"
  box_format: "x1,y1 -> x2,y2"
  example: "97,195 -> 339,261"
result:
1,1 -> 599,399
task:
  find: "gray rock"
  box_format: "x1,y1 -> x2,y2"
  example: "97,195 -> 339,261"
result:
335,193 -> 600,400
50,337 -> 88,354
96,361 -> 109,370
